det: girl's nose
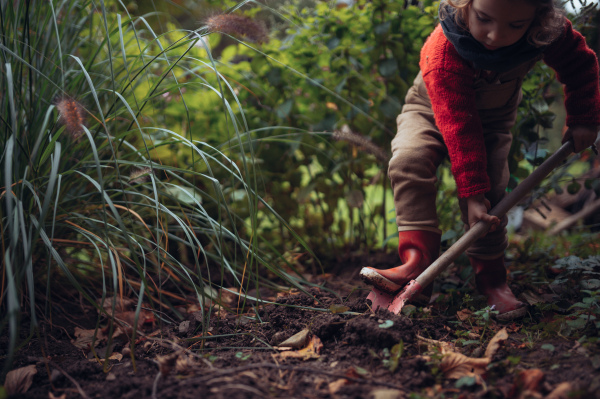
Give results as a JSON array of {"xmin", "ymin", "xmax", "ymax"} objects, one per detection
[{"xmin": 487, "ymin": 29, "xmax": 499, "ymax": 42}]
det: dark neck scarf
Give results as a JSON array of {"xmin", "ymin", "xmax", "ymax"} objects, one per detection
[{"xmin": 439, "ymin": 5, "xmax": 545, "ymax": 73}]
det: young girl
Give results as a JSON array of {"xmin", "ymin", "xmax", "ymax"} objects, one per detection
[{"xmin": 361, "ymin": 0, "xmax": 600, "ymax": 320}]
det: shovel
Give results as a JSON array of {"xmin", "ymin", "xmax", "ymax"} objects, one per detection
[{"xmin": 362, "ymin": 140, "xmax": 575, "ymax": 315}]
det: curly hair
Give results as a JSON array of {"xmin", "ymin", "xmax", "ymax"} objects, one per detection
[{"xmin": 439, "ymin": 0, "xmax": 565, "ymax": 47}]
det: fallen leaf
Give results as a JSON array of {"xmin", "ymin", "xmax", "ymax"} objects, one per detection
[
  {"xmin": 521, "ymin": 291, "xmax": 544, "ymax": 305},
  {"xmin": 4, "ymin": 364, "xmax": 37, "ymax": 395},
  {"xmin": 71, "ymin": 327, "xmax": 105, "ymax": 350},
  {"xmin": 175, "ymin": 354, "xmax": 196, "ymax": 374},
  {"xmin": 49, "ymin": 392, "xmax": 67, "ymax": 399},
  {"xmin": 440, "ymin": 352, "xmax": 490, "ymax": 379},
  {"xmin": 546, "ymin": 382, "xmax": 573, "ymax": 399},
  {"xmin": 417, "ymin": 335, "xmax": 456, "ymax": 354},
  {"xmin": 329, "ymin": 304, "xmax": 350, "ymax": 314},
  {"xmin": 108, "ymin": 352, "xmax": 123, "ymax": 361},
  {"xmin": 328, "ymin": 378, "xmax": 349, "ymax": 394},
  {"xmin": 508, "ymin": 369, "xmax": 545, "ymax": 398},
  {"xmin": 155, "ymin": 352, "xmax": 180, "ymax": 375},
  {"xmin": 279, "ymin": 329, "xmax": 310, "ymax": 349},
  {"xmin": 484, "ymin": 327, "xmax": 508, "ymax": 358},
  {"xmin": 279, "ymin": 335, "xmax": 323, "ymax": 360},
  {"xmin": 457, "ymin": 309, "xmax": 472, "ymax": 322},
  {"xmin": 100, "ymin": 297, "xmax": 135, "ymax": 315},
  {"xmin": 370, "ymin": 388, "xmax": 404, "ymax": 399}
]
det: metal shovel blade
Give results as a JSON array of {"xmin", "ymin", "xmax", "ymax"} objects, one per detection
[{"xmin": 367, "ymin": 280, "xmax": 424, "ymax": 314}]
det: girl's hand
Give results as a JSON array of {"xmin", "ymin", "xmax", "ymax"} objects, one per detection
[
  {"xmin": 466, "ymin": 194, "xmax": 500, "ymax": 232},
  {"xmin": 562, "ymin": 125, "xmax": 599, "ymax": 153}
]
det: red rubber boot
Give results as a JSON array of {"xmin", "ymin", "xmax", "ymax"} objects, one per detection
[
  {"xmin": 360, "ymin": 230, "xmax": 440, "ymax": 294},
  {"xmin": 471, "ymin": 256, "xmax": 527, "ymax": 321}
]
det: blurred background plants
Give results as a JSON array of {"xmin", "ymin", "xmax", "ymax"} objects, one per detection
[{"xmin": 1, "ymin": 0, "xmax": 598, "ymax": 377}]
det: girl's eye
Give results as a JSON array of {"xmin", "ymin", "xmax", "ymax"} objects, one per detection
[
  {"xmin": 511, "ymin": 24, "xmax": 526, "ymax": 29},
  {"xmin": 476, "ymin": 14, "xmax": 490, "ymax": 23}
]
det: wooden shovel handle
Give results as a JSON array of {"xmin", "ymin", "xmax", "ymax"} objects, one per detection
[{"xmin": 415, "ymin": 141, "xmax": 574, "ymax": 289}]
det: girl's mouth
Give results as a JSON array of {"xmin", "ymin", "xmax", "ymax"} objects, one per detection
[{"xmin": 483, "ymin": 43, "xmax": 500, "ymax": 51}]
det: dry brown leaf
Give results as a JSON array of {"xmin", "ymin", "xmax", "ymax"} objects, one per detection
[
  {"xmin": 518, "ymin": 369, "xmax": 544, "ymax": 391},
  {"xmin": 509, "ymin": 369, "xmax": 545, "ymax": 398},
  {"xmin": 279, "ymin": 329, "xmax": 310, "ymax": 349},
  {"xmin": 49, "ymin": 392, "xmax": 67, "ymax": 399},
  {"xmin": 484, "ymin": 327, "xmax": 508, "ymax": 358},
  {"xmin": 279, "ymin": 335, "xmax": 323, "ymax": 360},
  {"xmin": 521, "ymin": 291, "xmax": 544, "ymax": 306},
  {"xmin": 4, "ymin": 364, "xmax": 37, "ymax": 395},
  {"xmin": 155, "ymin": 352, "xmax": 180, "ymax": 375},
  {"xmin": 457, "ymin": 309, "xmax": 472, "ymax": 322},
  {"xmin": 546, "ymin": 382, "xmax": 573, "ymax": 399},
  {"xmin": 370, "ymin": 388, "xmax": 404, "ymax": 399},
  {"xmin": 175, "ymin": 354, "xmax": 196, "ymax": 374},
  {"xmin": 440, "ymin": 352, "xmax": 490, "ymax": 379},
  {"xmin": 71, "ymin": 327, "xmax": 105, "ymax": 350},
  {"xmin": 416, "ymin": 335, "xmax": 456, "ymax": 354},
  {"xmin": 108, "ymin": 352, "xmax": 123, "ymax": 361},
  {"xmin": 328, "ymin": 378, "xmax": 350, "ymax": 395},
  {"xmin": 100, "ymin": 297, "xmax": 135, "ymax": 315}
]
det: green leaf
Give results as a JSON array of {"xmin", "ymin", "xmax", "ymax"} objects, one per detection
[
  {"xmin": 379, "ymin": 320, "xmax": 394, "ymax": 329},
  {"xmin": 378, "ymin": 58, "xmax": 398, "ymax": 77},
  {"xmin": 401, "ymin": 305, "xmax": 417, "ymax": 317},
  {"xmin": 276, "ymin": 99, "xmax": 294, "ymax": 119},
  {"xmin": 541, "ymin": 344, "xmax": 555, "ymax": 352},
  {"xmin": 567, "ymin": 181, "xmax": 581, "ymax": 195},
  {"xmin": 374, "ymin": 22, "xmax": 391, "ymax": 35},
  {"xmin": 327, "ymin": 37, "xmax": 341, "ymax": 49},
  {"xmin": 566, "ymin": 318, "xmax": 587, "ymax": 329},
  {"xmin": 266, "ymin": 67, "xmax": 283, "ymax": 86},
  {"xmin": 581, "ymin": 280, "xmax": 600, "ymax": 290},
  {"xmin": 455, "ymin": 376, "xmax": 477, "ymax": 388}
]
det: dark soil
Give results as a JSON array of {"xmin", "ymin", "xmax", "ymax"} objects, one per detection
[{"xmin": 3, "ymin": 251, "xmax": 600, "ymax": 398}]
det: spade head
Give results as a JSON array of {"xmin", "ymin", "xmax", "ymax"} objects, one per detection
[{"xmin": 366, "ymin": 279, "xmax": 424, "ymax": 314}]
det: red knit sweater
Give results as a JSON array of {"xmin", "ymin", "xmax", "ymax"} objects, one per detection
[{"xmin": 420, "ymin": 20, "xmax": 600, "ymax": 198}]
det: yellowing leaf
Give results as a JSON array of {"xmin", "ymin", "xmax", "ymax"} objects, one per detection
[
  {"xmin": 329, "ymin": 304, "xmax": 350, "ymax": 314},
  {"xmin": 328, "ymin": 378, "xmax": 349, "ymax": 394},
  {"xmin": 440, "ymin": 352, "xmax": 490, "ymax": 379},
  {"xmin": 416, "ymin": 335, "xmax": 456, "ymax": 354},
  {"xmin": 546, "ymin": 382, "xmax": 573, "ymax": 399},
  {"xmin": 485, "ymin": 327, "xmax": 508, "ymax": 359},
  {"xmin": 4, "ymin": 365, "xmax": 37, "ymax": 395},
  {"xmin": 279, "ymin": 335, "xmax": 323, "ymax": 360}
]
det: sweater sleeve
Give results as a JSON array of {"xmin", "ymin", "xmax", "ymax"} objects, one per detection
[
  {"xmin": 543, "ymin": 18, "xmax": 600, "ymax": 127},
  {"xmin": 420, "ymin": 28, "xmax": 490, "ymax": 198}
]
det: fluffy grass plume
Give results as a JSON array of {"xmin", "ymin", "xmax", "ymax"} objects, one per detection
[
  {"xmin": 55, "ymin": 97, "xmax": 86, "ymax": 139},
  {"xmin": 205, "ymin": 14, "xmax": 269, "ymax": 43},
  {"xmin": 333, "ymin": 125, "xmax": 390, "ymax": 164}
]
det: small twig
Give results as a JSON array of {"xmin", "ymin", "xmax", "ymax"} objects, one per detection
[
  {"xmin": 49, "ymin": 362, "xmax": 91, "ymax": 399},
  {"xmin": 151, "ymin": 371, "xmax": 162, "ymax": 399},
  {"xmin": 332, "ymin": 125, "xmax": 390, "ymax": 164},
  {"xmin": 192, "ymin": 362, "xmax": 407, "ymax": 391}
]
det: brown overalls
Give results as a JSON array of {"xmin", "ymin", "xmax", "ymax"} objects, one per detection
[{"xmin": 389, "ymin": 57, "xmax": 542, "ymax": 259}]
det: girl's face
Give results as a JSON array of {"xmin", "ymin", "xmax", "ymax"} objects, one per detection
[{"xmin": 467, "ymin": 0, "xmax": 537, "ymax": 50}]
